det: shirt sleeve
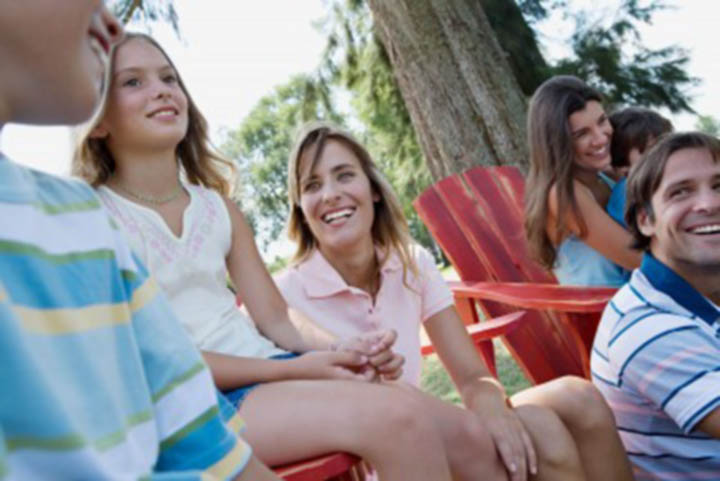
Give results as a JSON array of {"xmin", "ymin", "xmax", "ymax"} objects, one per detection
[
  {"xmin": 610, "ymin": 313, "xmax": 720, "ymax": 434},
  {"xmin": 116, "ymin": 235, "xmax": 252, "ymax": 479},
  {"xmin": 416, "ymin": 246, "xmax": 454, "ymax": 323}
]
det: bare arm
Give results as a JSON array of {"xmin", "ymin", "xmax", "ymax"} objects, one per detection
[
  {"xmin": 697, "ymin": 407, "xmax": 720, "ymax": 438},
  {"xmin": 425, "ymin": 306, "xmax": 537, "ymax": 477},
  {"xmin": 223, "ymin": 197, "xmax": 335, "ymax": 352},
  {"xmin": 549, "ymin": 181, "xmax": 642, "ymax": 270},
  {"xmin": 203, "ymin": 349, "xmax": 370, "ymax": 391}
]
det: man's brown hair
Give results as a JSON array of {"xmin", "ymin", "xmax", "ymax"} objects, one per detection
[{"xmin": 625, "ymin": 131, "xmax": 720, "ymax": 250}]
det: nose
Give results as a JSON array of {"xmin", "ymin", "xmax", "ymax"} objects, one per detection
[
  {"xmin": 695, "ymin": 185, "xmax": 720, "ymax": 213},
  {"xmin": 94, "ymin": 5, "xmax": 124, "ymax": 48},
  {"xmin": 590, "ymin": 126, "xmax": 607, "ymax": 146},
  {"xmin": 320, "ymin": 180, "xmax": 340, "ymax": 203}
]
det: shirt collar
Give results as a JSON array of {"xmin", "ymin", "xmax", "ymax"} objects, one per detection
[
  {"xmin": 640, "ymin": 252, "xmax": 720, "ymax": 326},
  {"xmin": 296, "ymin": 247, "xmax": 402, "ymax": 299}
]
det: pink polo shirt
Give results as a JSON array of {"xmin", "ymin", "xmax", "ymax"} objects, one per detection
[{"xmin": 274, "ymin": 245, "xmax": 453, "ymax": 385}]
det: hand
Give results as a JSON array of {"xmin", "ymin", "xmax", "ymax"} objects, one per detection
[
  {"xmin": 289, "ymin": 351, "xmax": 373, "ymax": 382},
  {"xmin": 471, "ymin": 382, "xmax": 537, "ymax": 481},
  {"xmin": 335, "ymin": 329, "xmax": 404, "ymax": 380}
]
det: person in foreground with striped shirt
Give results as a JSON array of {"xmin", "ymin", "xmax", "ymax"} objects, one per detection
[
  {"xmin": 0, "ymin": 2, "xmax": 277, "ymax": 479},
  {"xmin": 591, "ymin": 131, "xmax": 720, "ymax": 480}
]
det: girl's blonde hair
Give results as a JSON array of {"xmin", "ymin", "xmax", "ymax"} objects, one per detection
[
  {"xmin": 524, "ymin": 75, "xmax": 603, "ymax": 269},
  {"xmin": 287, "ymin": 121, "xmax": 418, "ymax": 278},
  {"xmin": 72, "ymin": 32, "xmax": 235, "ymax": 195}
]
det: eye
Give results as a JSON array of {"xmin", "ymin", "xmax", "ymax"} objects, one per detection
[
  {"xmin": 303, "ymin": 181, "xmax": 320, "ymax": 193},
  {"xmin": 338, "ymin": 171, "xmax": 355, "ymax": 181},
  {"xmin": 122, "ymin": 77, "xmax": 140, "ymax": 87},
  {"xmin": 162, "ymin": 73, "xmax": 178, "ymax": 84},
  {"xmin": 668, "ymin": 186, "xmax": 690, "ymax": 199}
]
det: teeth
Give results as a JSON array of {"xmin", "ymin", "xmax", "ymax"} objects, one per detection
[
  {"xmin": 323, "ymin": 208, "xmax": 354, "ymax": 223},
  {"xmin": 691, "ymin": 224, "xmax": 720, "ymax": 234},
  {"xmin": 150, "ymin": 109, "xmax": 176, "ymax": 118}
]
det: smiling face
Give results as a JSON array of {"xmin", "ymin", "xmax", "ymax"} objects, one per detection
[
  {"xmin": 0, "ymin": 1, "xmax": 122, "ymax": 125},
  {"xmin": 568, "ymin": 100, "xmax": 613, "ymax": 173},
  {"xmin": 298, "ymin": 139, "xmax": 379, "ymax": 255},
  {"xmin": 95, "ymin": 37, "xmax": 188, "ymax": 154},
  {"xmin": 639, "ymin": 147, "xmax": 720, "ymax": 275}
]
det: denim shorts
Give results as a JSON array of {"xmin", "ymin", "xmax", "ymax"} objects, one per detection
[{"xmin": 222, "ymin": 352, "xmax": 299, "ymax": 408}]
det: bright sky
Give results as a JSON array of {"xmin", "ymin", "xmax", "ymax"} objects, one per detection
[{"xmin": 1, "ymin": 0, "xmax": 717, "ymax": 177}]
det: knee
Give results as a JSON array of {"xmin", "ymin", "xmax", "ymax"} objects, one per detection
[
  {"xmin": 374, "ymin": 393, "xmax": 439, "ymax": 443},
  {"xmin": 517, "ymin": 405, "xmax": 579, "ymax": 471},
  {"xmin": 553, "ymin": 376, "xmax": 616, "ymax": 434}
]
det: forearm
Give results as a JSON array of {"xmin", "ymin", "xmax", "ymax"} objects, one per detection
[
  {"xmin": 260, "ymin": 308, "xmax": 337, "ymax": 353},
  {"xmin": 202, "ymin": 351, "xmax": 300, "ymax": 390}
]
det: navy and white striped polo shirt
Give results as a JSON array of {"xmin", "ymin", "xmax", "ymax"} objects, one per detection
[{"xmin": 591, "ymin": 253, "xmax": 720, "ymax": 480}]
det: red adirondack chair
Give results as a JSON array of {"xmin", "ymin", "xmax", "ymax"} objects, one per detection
[{"xmin": 413, "ymin": 166, "xmax": 617, "ymax": 384}]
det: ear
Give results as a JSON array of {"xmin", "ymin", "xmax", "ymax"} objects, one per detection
[
  {"xmin": 89, "ymin": 123, "xmax": 109, "ymax": 139},
  {"xmin": 372, "ymin": 189, "xmax": 381, "ymax": 203},
  {"xmin": 636, "ymin": 205, "xmax": 655, "ymax": 238}
]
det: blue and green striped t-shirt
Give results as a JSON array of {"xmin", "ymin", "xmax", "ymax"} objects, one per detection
[{"xmin": 0, "ymin": 155, "xmax": 251, "ymax": 480}]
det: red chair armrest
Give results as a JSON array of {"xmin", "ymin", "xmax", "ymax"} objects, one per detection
[
  {"xmin": 273, "ymin": 452, "xmax": 362, "ymax": 481},
  {"xmin": 449, "ymin": 281, "xmax": 616, "ymax": 313},
  {"xmin": 421, "ymin": 310, "xmax": 526, "ymax": 356}
]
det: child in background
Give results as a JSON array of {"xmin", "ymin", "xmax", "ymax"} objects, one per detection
[
  {"xmin": 0, "ymin": 2, "xmax": 276, "ymax": 480},
  {"xmin": 606, "ymin": 107, "xmax": 673, "ymax": 227},
  {"xmin": 74, "ymin": 32, "xmax": 465, "ymax": 481},
  {"xmin": 275, "ymin": 121, "xmax": 636, "ymax": 481}
]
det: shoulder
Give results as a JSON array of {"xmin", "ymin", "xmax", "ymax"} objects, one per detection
[
  {"xmin": 605, "ymin": 272, "xmax": 700, "ymax": 361},
  {"xmin": 409, "ymin": 243, "xmax": 440, "ymax": 274},
  {"xmin": 33, "ymin": 171, "xmax": 100, "ymax": 209}
]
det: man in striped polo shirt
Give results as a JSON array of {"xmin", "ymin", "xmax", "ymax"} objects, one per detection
[
  {"xmin": 0, "ymin": 2, "xmax": 277, "ymax": 480},
  {"xmin": 591, "ymin": 131, "xmax": 720, "ymax": 480}
]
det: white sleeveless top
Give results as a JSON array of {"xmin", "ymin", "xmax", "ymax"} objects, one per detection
[{"xmin": 97, "ymin": 183, "xmax": 286, "ymax": 359}]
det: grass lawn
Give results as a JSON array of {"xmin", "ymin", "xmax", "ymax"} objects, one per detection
[
  {"xmin": 421, "ymin": 264, "xmax": 532, "ymax": 401},
  {"xmin": 420, "ymin": 340, "xmax": 531, "ymax": 402}
]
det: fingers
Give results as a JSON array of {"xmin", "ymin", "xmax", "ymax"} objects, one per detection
[
  {"xmin": 379, "ymin": 354, "xmax": 404, "ymax": 380},
  {"xmin": 329, "ymin": 349, "xmax": 367, "ymax": 367},
  {"xmin": 520, "ymin": 426, "xmax": 537, "ymax": 476},
  {"xmin": 490, "ymin": 422, "xmax": 527, "ymax": 481}
]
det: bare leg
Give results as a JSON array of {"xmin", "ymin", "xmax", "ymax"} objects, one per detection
[
  {"xmin": 391, "ymin": 382, "xmax": 507, "ymax": 481},
  {"xmin": 238, "ymin": 379, "xmax": 452, "ymax": 481},
  {"xmin": 514, "ymin": 405, "xmax": 586, "ymax": 481},
  {"xmin": 234, "ymin": 455, "xmax": 281, "ymax": 481},
  {"xmin": 512, "ymin": 377, "xmax": 633, "ymax": 481}
]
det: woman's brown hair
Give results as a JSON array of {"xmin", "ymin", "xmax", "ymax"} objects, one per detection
[
  {"xmin": 287, "ymin": 121, "xmax": 418, "ymax": 279},
  {"xmin": 72, "ymin": 32, "xmax": 235, "ymax": 195},
  {"xmin": 524, "ymin": 75, "xmax": 603, "ymax": 269}
]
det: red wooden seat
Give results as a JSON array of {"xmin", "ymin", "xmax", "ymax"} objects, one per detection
[
  {"xmin": 414, "ymin": 166, "xmax": 616, "ymax": 384},
  {"xmin": 273, "ymin": 452, "xmax": 363, "ymax": 481}
]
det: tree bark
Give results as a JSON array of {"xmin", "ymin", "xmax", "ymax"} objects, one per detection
[{"xmin": 367, "ymin": 0, "xmax": 529, "ymax": 180}]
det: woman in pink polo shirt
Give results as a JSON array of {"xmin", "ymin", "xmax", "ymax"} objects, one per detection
[{"xmin": 275, "ymin": 122, "xmax": 634, "ymax": 481}]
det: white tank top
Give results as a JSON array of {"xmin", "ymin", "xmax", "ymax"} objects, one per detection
[{"xmin": 97, "ymin": 183, "xmax": 286, "ymax": 359}]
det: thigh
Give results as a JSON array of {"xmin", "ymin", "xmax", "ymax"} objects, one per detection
[{"xmin": 238, "ymin": 379, "xmax": 413, "ymax": 466}]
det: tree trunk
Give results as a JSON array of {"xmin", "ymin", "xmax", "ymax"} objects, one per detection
[{"xmin": 367, "ymin": 0, "xmax": 529, "ymax": 180}]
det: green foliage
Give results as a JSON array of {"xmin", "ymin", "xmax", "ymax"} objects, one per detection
[
  {"xmin": 695, "ymin": 115, "xmax": 720, "ymax": 137},
  {"xmin": 109, "ymin": 0, "xmax": 179, "ymax": 32},
  {"xmin": 220, "ymin": 75, "xmax": 342, "ymax": 248},
  {"xmin": 550, "ymin": 1, "xmax": 696, "ymax": 112}
]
